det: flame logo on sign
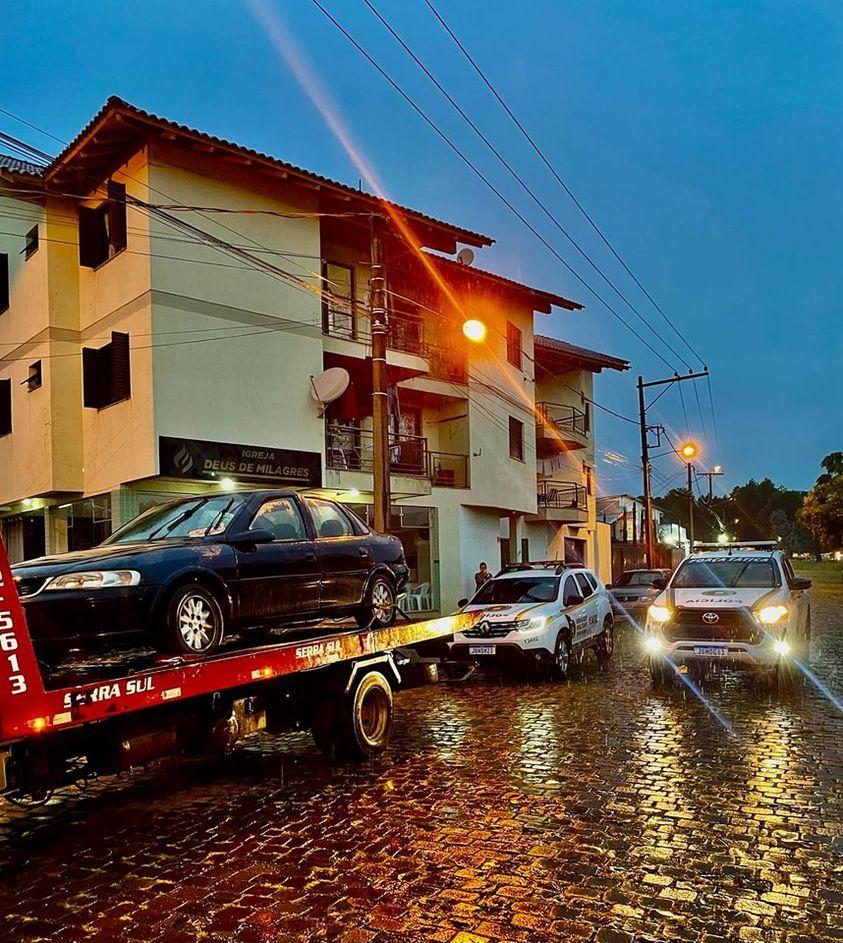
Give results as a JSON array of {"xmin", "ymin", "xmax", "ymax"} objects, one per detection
[{"xmin": 173, "ymin": 443, "xmax": 193, "ymax": 475}]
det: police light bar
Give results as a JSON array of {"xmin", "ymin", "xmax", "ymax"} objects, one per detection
[{"xmin": 692, "ymin": 540, "xmax": 779, "ymax": 549}]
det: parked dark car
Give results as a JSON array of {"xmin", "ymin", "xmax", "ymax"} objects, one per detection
[
  {"xmin": 606, "ymin": 568, "xmax": 670, "ymax": 621},
  {"xmin": 12, "ymin": 490, "xmax": 408, "ymax": 659}
]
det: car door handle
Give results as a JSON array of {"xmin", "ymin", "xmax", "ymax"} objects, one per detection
[
  {"xmin": 358, "ymin": 548, "xmax": 371, "ymax": 558},
  {"xmin": 304, "ymin": 552, "xmax": 317, "ymax": 562}
]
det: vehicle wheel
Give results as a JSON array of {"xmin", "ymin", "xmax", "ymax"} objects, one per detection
[
  {"xmin": 550, "ymin": 630, "xmax": 572, "ymax": 680},
  {"xmin": 311, "ymin": 669, "xmax": 394, "ymax": 761},
  {"xmin": 595, "ymin": 616, "xmax": 614, "ymax": 665},
  {"xmin": 163, "ymin": 583, "xmax": 225, "ymax": 655},
  {"xmin": 355, "ymin": 575, "xmax": 396, "ymax": 629}
]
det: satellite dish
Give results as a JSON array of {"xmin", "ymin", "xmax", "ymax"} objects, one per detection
[
  {"xmin": 310, "ymin": 367, "xmax": 350, "ymax": 414},
  {"xmin": 456, "ymin": 247, "xmax": 475, "ymax": 266}
]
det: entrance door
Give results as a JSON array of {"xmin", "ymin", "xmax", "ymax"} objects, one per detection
[
  {"xmin": 233, "ymin": 496, "xmax": 321, "ymax": 621},
  {"xmin": 303, "ymin": 497, "xmax": 372, "ymax": 608}
]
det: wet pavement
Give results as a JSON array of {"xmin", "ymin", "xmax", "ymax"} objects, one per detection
[{"xmin": 0, "ymin": 582, "xmax": 841, "ymax": 943}]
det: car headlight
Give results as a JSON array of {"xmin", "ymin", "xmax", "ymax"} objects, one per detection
[
  {"xmin": 45, "ymin": 570, "xmax": 141, "ymax": 591},
  {"xmin": 644, "ymin": 635, "xmax": 663, "ymax": 652},
  {"xmin": 648, "ymin": 604, "xmax": 671, "ymax": 623},
  {"xmin": 755, "ymin": 604, "xmax": 789, "ymax": 625},
  {"xmin": 773, "ymin": 639, "xmax": 790, "ymax": 657},
  {"xmin": 514, "ymin": 616, "xmax": 547, "ymax": 632}
]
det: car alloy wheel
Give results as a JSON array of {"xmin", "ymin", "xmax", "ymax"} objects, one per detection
[
  {"xmin": 371, "ymin": 579, "xmax": 395, "ymax": 622},
  {"xmin": 177, "ymin": 594, "xmax": 216, "ymax": 651},
  {"xmin": 165, "ymin": 583, "xmax": 225, "ymax": 655},
  {"xmin": 552, "ymin": 631, "xmax": 571, "ymax": 680}
]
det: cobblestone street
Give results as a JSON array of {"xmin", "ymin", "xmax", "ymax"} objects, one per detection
[{"xmin": 0, "ymin": 581, "xmax": 841, "ymax": 943}]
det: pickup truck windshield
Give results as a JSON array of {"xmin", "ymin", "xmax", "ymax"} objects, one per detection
[
  {"xmin": 672, "ymin": 557, "xmax": 780, "ymax": 589},
  {"xmin": 104, "ymin": 495, "xmax": 250, "ymax": 544},
  {"xmin": 472, "ymin": 576, "xmax": 559, "ymax": 604}
]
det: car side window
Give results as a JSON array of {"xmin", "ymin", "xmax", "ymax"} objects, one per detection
[
  {"xmin": 305, "ymin": 498, "xmax": 354, "ymax": 539},
  {"xmin": 584, "ymin": 571, "xmax": 598, "ymax": 592},
  {"xmin": 250, "ymin": 498, "xmax": 307, "ymax": 541},
  {"xmin": 575, "ymin": 572, "xmax": 593, "ymax": 598},
  {"xmin": 562, "ymin": 575, "xmax": 579, "ymax": 606},
  {"xmin": 782, "ymin": 557, "xmax": 795, "ymax": 584}
]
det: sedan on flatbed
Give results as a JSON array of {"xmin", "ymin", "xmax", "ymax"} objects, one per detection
[{"xmin": 12, "ymin": 490, "xmax": 408, "ymax": 659}]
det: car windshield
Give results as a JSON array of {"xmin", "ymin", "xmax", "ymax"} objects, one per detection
[
  {"xmin": 616, "ymin": 571, "xmax": 664, "ymax": 587},
  {"xmin": 671, "ymin": 557, "xmax": 780, "ymax": 589},
  {"xmin": 472, "ymin": 576, "xmax": 559, "ymax": 604},
  {"xmin": 103, "ymin": 495, "xmax": 250, "ymax": 544}
]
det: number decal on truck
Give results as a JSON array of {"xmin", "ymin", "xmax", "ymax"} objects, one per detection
[{"xmin": 0, "ymin": 613, "xmax": 27, "ymax": 695}]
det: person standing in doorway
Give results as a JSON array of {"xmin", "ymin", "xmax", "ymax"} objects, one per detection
[{"xmin": 474, "ymin": 561, "xmax": 492, "ymax": 591}]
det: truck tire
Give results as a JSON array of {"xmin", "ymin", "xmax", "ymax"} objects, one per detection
[
  {"xmin": 550, "ymin": 630, "xmax": 572, "ymax": 681},
  {"xmin": 311, "ymin": 669, "xmax": 394, "ymax": 761},
  {"xmin": 355, "ymin": 575, "xmax": 396, "ymax": 629},
  {"xmin": 595, "ymin": 616, "xmax": 614, "ymax": 666},
  {"xmin": 162, "ymin": 583, "xmax": 225, "ymax": 655}
]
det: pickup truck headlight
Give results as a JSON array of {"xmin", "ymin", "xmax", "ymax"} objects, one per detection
[
  {"xmin": 755, "ymin": 604, "xmax": 789, "ymax": 625},
  {"xmin": 45, "ymin": 570, "xmax": 141, "ymax": 591},
  {"xmin": 648, "ymin": 604, "xmax": 671, "ymax": 623},
  {"xmin": 514, "ymin": 616, "xmax": 547, "ymax": 632}
]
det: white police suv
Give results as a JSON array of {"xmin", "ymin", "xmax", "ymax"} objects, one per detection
[
  {"xmin": 643, "ymin": 542, "xmax": 811, "ymax": 685},
  {"xmin": 449, "ymin": 562, "xmax": 614, "ymax": 677}
]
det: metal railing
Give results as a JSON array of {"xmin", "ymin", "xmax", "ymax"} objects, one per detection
[
  {"xmin": 326, "ymin": 425, "xmax": 428, "ymax": 477},
  {"xmin": 428, "ymin": 451, "xmax": 469, "ymax": 488},
  {"xmin": 536, "ymin": 402, "xmax": 588, "ymax": 438},
  {"xmin": 537, "ymin": 480, "xmax": 588, "ymax": 512}
]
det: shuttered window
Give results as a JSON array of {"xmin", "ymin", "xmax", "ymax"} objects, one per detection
[
  {"xmin": 506, "ymin": 321, "xmax": 522, "ymax": 368},
  {"xmin": 79, "ymin": 181, "xmax": 127, "ymax": 268},
  {"xmin": 508, "ymin": 416, "xmax": 524, "ymax": 461},
  {"xmin": 0, "ymin": 379, "xmax": 11, "ymax": 436},
  {"xmin": 82, "ymin": 331, "xmax": 131, "ymax": 409}
]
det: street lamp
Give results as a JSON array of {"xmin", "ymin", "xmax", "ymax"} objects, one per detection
[
  {"xmin": 679, "ymin": 441, "xmax": 698, "ymax": 459},
  {"xmin": 678, "ymin": 441, "xmax": 699, "ymax": 548},
  {"xmin": 462, "ymin": 319, "xmax": 487, "ymax": 343}
]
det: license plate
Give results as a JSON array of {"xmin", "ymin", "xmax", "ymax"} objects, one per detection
[
  {"xmin": 694, "ymin": 646, "xmax": 728, "ymax": 657},
  {"xmin": 468, "ymin": 646, "xmax": 495, "ymax": 655}
]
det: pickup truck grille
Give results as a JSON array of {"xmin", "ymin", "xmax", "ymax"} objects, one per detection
[
  {"xmin": 13, "ymin": 576, "xmax": 47, "ymax": 598},
  {"xmin": 462, "ymin": 622, "xmax": 517, "ymax": 638},
  {"xmin": 665, "ymin": 608, "xmax": 763, "ymax": 644}
]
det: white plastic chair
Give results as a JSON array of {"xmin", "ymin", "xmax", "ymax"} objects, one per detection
[{"xmin": 407, "ymin": 582, "xmax": 431, "ymax": 611}]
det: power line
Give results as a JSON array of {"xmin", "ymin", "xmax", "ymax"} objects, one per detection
[
  {"xmin": 422, "ymin": 0, "xmax": 707, "ymax": 370},
  {"xmin": 360, "ymin": 0, "xmax": 692, "ymax": 372},
  {"xmin": 307, "ymin": 0, "xmax": 680, "ymax": 372}
]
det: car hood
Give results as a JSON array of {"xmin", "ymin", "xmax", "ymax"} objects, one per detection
[
  {"xmin": 461, "ymin": 602, "xmax": 549, "ymax": 622},
  {"xmin": 11, "ymin": 539, "xmax": 214, "ymax": 578},
  {"xmin": 660, "ymin": 587, "xmax": 782, "ymax": 609}
]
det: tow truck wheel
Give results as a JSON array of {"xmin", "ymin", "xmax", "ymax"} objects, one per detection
[
  {"xmin": 311, "ymin": 669, "xmax": 394, "ymax": 761},
  {"xmin": 163, "ymin": 583, "xmax": 225, "ymax": 655},
  {"xmin": 550, "ymin": 631, "xmax": 572, "ymax": 681},
  {"xmin": 355, "ymin": 576, "xmax": 396, "ymax": 630},
  {"xmin": 595, "ymin": 617, "xmax": 614, "ymax": 665}
]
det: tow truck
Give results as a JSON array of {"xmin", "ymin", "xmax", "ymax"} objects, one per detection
[{"xmin": 0, "ymin": 537, "xmax": 476, "ymax": 803}]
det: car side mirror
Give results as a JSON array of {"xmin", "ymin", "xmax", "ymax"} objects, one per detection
[
  {"xmin": 789, "ymin": 577, "xmax": 812, "ymax": 590},
  {"xmin": 228, "ymin": 528, "xmax": 275, "ymax": 548},
  {"xmin": 653, "ymin": 577, "xmax": 667, "ymax": 590},
  {"xmin": 457, "ymin": 597, "xmax": 469, "ymax": 608},
  {"xmin": 564, "ymin": 592, "xmax": 584, "ymax": 608}
]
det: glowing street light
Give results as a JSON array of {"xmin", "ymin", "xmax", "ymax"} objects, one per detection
[
  {"xmin": 679, "ymin": 441, "xmax": 698, "ymax": 459},
  {"xmin": 462, "ymin": 319, "xmax": 487, "ymax": 343}
]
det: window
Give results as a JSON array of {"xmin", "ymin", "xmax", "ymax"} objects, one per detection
[
  {"xmin": 0, "ymin": 379, "xmax": 10, "ymax": 436},
  {"xmin": 473, "ymin": 575, "xmax": 558, "ymax": 605},
  {"xmin": 508, "ymin": 416, "xmax": 524, "ymax": 461},
  {"xmin": 83, "ymin": 331, "xmax": 131, "ymax": 409},
  {"xmin": 506, "ymin": 321, "xmax": 522, "ymax": 368},
  {"xmin": 105, "ymin": 494, "xmax": 251, "ymax": 543},
  {"xmin": 24, "ymin": 226, "xmax": 38, "ymax": 259},
  {"xmin": 583, "ymin": 462, "xmax": 593, "ymax": 495},
  {"xmin": 562, "ymin": 575, "xmax": 580, "ymax": 606},
  {"xmin": 78, "ymin": 181, "xmax": 127, "ymax": 268},
  {"xmin": 0, "ymin": 253, "xmax": 8, "ymax": 313},
  {"xmin": 585, "ymin": 571, "xmax": 598, "ymax": 592},
  {"xmin": 251, "ymin": 498, "xmax": 307, "ymax": 541},
  {"xmin": 305, "ymin": 497, "xmax": 354, "ymax": 538},
  {"xmin": 26, "ymin": 361, "xmax": 42, "ymax": 392},
  {"xmin": 672, "ymin": 558, "xmax": 780, "ymax": 589},
  {"xmin": 322, "ymin": 261, "xmax": 355, "ymax": 339},
  {"xmin": 575, "ymin": 572, "xmax": 593, "ymax": 598}
]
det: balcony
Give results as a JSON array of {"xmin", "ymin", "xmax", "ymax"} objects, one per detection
[
  {"xmin": 535, "ymin": 481, "xmax": 589, "ymax": 523},
  {"xmin": 326, "ymin": 426, "xmax": 468, "ymax": 487},
  {"xmin": 535, "ymin": 402, "xmax": 588, "ymax": 457}
]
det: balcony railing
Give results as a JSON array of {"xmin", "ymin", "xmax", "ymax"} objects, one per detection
[
  {"xmin": 326, "ymin": 426, "xmax": 469, "ymax": 487},
  {"xmin": 535, "ymin": 402, "xmax": 588, "ymax": 455},
  {"xmin": 537, "ymin": 480, "xmax": 588, "ymax": 514}
]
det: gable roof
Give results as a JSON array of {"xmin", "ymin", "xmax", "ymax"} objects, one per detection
[
  {"xmin": 534, "ymin": 334, "xmax": 629, "ymax": 372},
  {"xmin": 0, "ymin": 152, "xmax": 44, "ymax": 177},
  {"xmin": 43, "ymin": 97, "xmax": 493, "ymax": 254}
]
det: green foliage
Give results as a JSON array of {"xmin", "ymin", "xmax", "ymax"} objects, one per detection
[{"xmin": 799, "ymin": 452, "xmax": 843, "ymax": 552}]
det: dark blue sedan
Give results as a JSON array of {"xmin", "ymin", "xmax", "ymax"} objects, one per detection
[{"xmin": 12, "ymin": 490, "xmax": 408, "ymax": 658}]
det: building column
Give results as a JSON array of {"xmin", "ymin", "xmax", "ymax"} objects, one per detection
[
  {"xmin": 44, "ymin": 506, "xmax": 69, "ymax": 555},
  {"xmin": 508, "ymin": 513, "xmax": 525, "ymax": 563}
]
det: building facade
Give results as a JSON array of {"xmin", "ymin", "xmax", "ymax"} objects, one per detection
[
  {"xmin": 0, "ymin": 98, "xmax": 626, "ymax": 610},
  {"xmin": 597, "ymin": 493, "xmax": 687, "ymax": 577}
]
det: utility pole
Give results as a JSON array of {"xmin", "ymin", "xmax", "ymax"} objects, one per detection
[
  {"xmin": 687, "ymin": 461, "xmax": 695, "ymax": 548},
  {"xmin": 638, "ymin": 369, "xmax": 710, "ymax": 567},
  {"xmin": 370, "ymin": 217, "xmax": 390, "ymax": 534}
]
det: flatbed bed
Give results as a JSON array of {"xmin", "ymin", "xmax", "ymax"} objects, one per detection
[{"xmin": 0, "ymin": 538, "xmax": 475, "ymax": 801}]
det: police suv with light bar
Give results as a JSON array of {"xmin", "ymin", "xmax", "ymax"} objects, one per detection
[{"xmin": 643, "ymin": 542, "xmax": 811, "ymax": 685}]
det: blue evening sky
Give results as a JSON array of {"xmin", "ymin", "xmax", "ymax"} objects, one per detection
[{"xmin": 2, "ymin": 0, "xmax": 841, "ymax": 495}]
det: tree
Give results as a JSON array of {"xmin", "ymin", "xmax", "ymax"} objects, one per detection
[{"xmin": 799, "ymin": 452, "xmax": 843, "ymax": 554}]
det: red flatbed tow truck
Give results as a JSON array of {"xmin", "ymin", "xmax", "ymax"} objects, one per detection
[{"xmin": 0, "ymin": 537, "xmax": 475, "ymax": 802}]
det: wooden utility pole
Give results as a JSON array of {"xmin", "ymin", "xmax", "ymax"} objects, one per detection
[
  {"xmin": 687, "ymin": 461, "xmax": 695, "ymax": 549},
  {"xmin": 370, "ymin": 218, "xmax": 390, "ymax": 534}
]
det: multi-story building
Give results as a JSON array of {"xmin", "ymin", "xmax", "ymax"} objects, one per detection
[
  {"xmin": 0, "ymin": 97, "xmax": 626, "ymax": 609},
  {"xmin": 597, "ymin": 493, "xmax": 687, "ymax": 576}
]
